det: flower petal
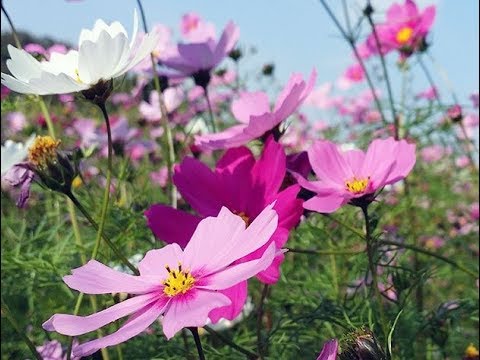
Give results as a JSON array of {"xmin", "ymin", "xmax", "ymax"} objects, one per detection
[
  {"xmin": 63, "ymin": 260, "xmax": 158, "ymax": 294},
  {"xmin": 162, "ymin": 290, "xmax": 230, "ymax": 339},
  {"xmin": 208, "ymin": 282, "xmax": 247, "ymax": 323},
  {"xmin": 145, "ymin": 205, "xmax": 202, "ymax": 248},
  {"xmin": 73, "ymin": 301, "xmax": 166, "ymax": 357}
]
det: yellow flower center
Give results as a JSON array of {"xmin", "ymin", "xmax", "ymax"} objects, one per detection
[
  {"xmin": 396, "ymin": 26, "xmax": 413, "ymax": 45},
  {"xmin": 233, "ymin": 210, "xmax": 250, "ymax": 227},
  {"xmin": 465, "ymin": 344, "xmax": 479, "ymax": 357},
  {"xmin": 74, "ymin": 68, "xmax": 83, "ymax": 84},
  {"xmin": 162, "ymin": 264, "xmax": 195, "ymax": 297},
  {"xmin": 28, "ymin": 136, "xmax": 61, "ymax": 168},
  {"xmin": 345, "ymin": 177, "xmax": 370, "ymax": 194}
]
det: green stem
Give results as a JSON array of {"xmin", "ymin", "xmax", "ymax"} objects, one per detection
[
  {"xmin": 38, "ymin": 98, "xmax": 57, "ymax": 139},
  {"xmin": 136, "ymin": 0, "xmax": 177, "ymax": 208},
  {"xmin": 365, "ymin": 1, "xmax": 398, "ymax": 139},
  {"xmin": 287, "ymin": 247, "xmax": 364, "ymax": 256},
  {"xmin": 256, "ymin": 284, "xmax": 269, "ymax": 359},
  {"xmin": 66, "ymin": 191, "xmax": 139, "ymax": 275},
  {"xmin": 204, "ymin": 326, "xmax": 258, "ymax": 359},
  {"xmin": 379, "ymin": 240, "xmax": 478, "ymax": 278},
  {"xmin": 90, "ymin": 101, "xmax": 113, "ymax": 261},
  {"xmin": 189, "ymin": 327, "xmax": 206, "ymax": 360},
  {"xmin": 361, "ymin": 205, "xmax": 389, "ymax": 342},
  {"xmin": 319, "ymin": 0, "xmax": 387, "ymax": 125},
  {"xmin": 1, "ymin": 298, "xmax": 42, "ymax": 360},
  {"xmin": 323, "ymin": 214, "xmax": 366, "ymax": 240},
  {"xmin": 204, "ymin": 86, "xmax": 218, "ymax": 133}
]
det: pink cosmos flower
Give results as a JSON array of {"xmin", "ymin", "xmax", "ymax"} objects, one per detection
[
  {"xmin": 415, "ymin": 86, "xmax": 438, "ymax": 101},
  {"xmin": 195, "ymin": 69, "xmax": 316, "ymax": 150},
  {"xmin": 304, "ymin": 82, "xmax": 334, "ymax": 109},
  {"xmin": 366, "ymin": 0, "xmax": 436, "ymax": 56},
  {"xmin": 139, "ymin": 87, "xmax": 184, "ymax": 123},
  {"xmin": 160, "ymin": 20, "xmax": 239, "ymax": 82},
  {"xmin": 145, "ymin": 136, "xmax": 303, "ymax": 321},
  {"xmin": 337, "ymin": 63, "xmax": 364, "ymax": 90},
  {"xmin": 293, "ymin": 137, "xmax": 416, "ymax": 213},
  {"xmin": 35, "ymin": 339, "xmax": 79, "ymax": 360},
  {"xmin": 420, "ymin": 144, "xmax": 451, "ymax": 163},
  {"xmin": 43, "ymin": 205, "xmax": 278, "ymax": 357},
  {"xmin": 316, "ymin": 339, "xmax": 338, "ymax": 360},
  {"xmin": 180, "ymin": 12, "xmax": 216, "ymax": 43},
  {"xmin": 6, "ymin": 111, "xmax": 27, "ymax": 134}
]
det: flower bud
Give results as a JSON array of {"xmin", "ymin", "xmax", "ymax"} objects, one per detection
[{"xmin": 339, "ymin": 328, "xmax": 387, "ymax": 360}]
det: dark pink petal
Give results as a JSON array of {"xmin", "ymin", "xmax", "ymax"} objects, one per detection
[
  {"xmin": 145, "ymin": 205, "xmax": 202, "ymax": 248},
  {"xmin": 274, "ymin": 185, "xmax": 303, "ymax": 230},
  {"xmin": 173, "ymin": 157, "xmax": 225, "ymax": 216},
  {"xmin": 216, "ymin": 146, "xmax": 254, "ymax": 171},
  {"xmin": 63, "ymin": 260, "xmax": 158, "ymax": 294},
  {"xmin": 199, "ymin": 243, "xmax": 276, "ymax": 290},
  {"xmin": 256, "ymin": 251, "xmax": 285, "ymax": 284},
  {"xmin": 138, "ymin": 243, "xmax": 184, "ymax": 278},
  {"xmin": 162, "ymin": 290, "xmax": 230, "ymax": 339},
  {"xmin": 316, "ymin": 339, "xmax": 338, "ymax": 360},
  {"xmin": 208, "ymin": 282, "xmax": 247, "ymax": 323},
  {"xmin": 251, "ymin": 136, "xmax": 286, "ymax": 199},
  {"xmin": 73, "ymin": 301, "xmax": 166, "ymax": 357},
  {"xmin": 231, "ymin": 91, "xmax": 270, "ymax": 123},
  {"xmin": 43, "ymin": 294, "xmax": 158, "ymax": 336},
  {"xmin": 418, "ymin": 6, "xmax": 436, "ymax": 34}
]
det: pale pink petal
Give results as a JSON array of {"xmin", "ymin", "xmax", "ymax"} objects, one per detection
[
  {"xmin": 43, "ymin": 294, "xmax": 158, "ymax": 336},
  {"xmin": 194, "ymin": 124, "xmax": 252, "ymax": 150},
  {"xmin": 63, "ymin": 260, "xmax": 158, "ymax": 294},
  {"xmin": 199, "ymin": 243, "xmax": 276, "ymax": 290},
  {"xmin": 303, "ymin": 194, "xmax": 348, "ymax": 213},
  {"xmin": 162, "ymin": 290, "xmax": 230, "ymax": 339},
  {"xmin": 308, "ymin": 141, "xmax": 353, "ymax": 185},
  {"xmin": 231, "ymin": 91, "xmax": 270, "ymax": 123},
  {"xmin": 138, "ymin": 243, "xmax": 184, "ymax": 278},
  {"xmin": 73, "ymin": 301, "xmax": 166, "ymax": 357}
]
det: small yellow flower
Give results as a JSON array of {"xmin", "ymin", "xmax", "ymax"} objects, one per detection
[
  {"xmin": 465, "ymin": 344, "xmax": 479, "ymax": 358},
  {"xmin": 72, "ymin": 176, "xmax": 83, "ymax": 189}
]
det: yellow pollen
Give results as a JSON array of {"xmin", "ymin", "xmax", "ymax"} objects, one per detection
[
  {"xmin": 345, "ymin": 177, "xmax": 370, "ymax": 194},
  {"xmin": 465, "ymin": 344, "xmax": 479, "ymax": 357},
  {"xmin": 162, "ymin": 263, "xmax": 195, "ymax": 297},
  {"xmin": 396, "ymin": 26, "xmax": 413, "ymax": 45},
  {"xmin": 72, "ymin": 176, "xmax": 83, "ymax": 189},
  {"xmin": 233, "ymin": 211, "xmax": 250, "ymax": 227},
  {"xmin": 74, "ymin": 68, "xmax": 83, "ymax": 83},
  {"xmin": 28, "ymin": 136, "xmax": 61, "ymax": 168}
]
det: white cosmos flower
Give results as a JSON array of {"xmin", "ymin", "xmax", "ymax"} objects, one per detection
[
  {"xmin": 1, "ymin": 134, "xmax": 36, "ymax": 176},
  {"xmin": 1, "ymin": 10, "xmax": 160, "ymax": 95}
]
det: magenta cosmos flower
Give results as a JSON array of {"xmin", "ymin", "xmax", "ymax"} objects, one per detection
[
  {"xmin": 366, "ymin": 0, "xmax": 436, "ymax": 56},
  {"xmin": 146, "ymin": 136, "xmax": 303, "ymax": 321},
  {"xmin": 43, "ymin": 205, "xmax": 278, "ymax": 357},
  {"xmin": 195, "ymin": 69, "xmax": 316, "ymax": 150},
  {"xmin": 293, "ymin": 137, "xmax": 416, "ymax": 213},
  {"xmin": 317, "ymin": 339, "xmax": 338, "ymax": 360}
]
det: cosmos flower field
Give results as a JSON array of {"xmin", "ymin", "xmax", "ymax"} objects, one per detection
[{"xmin": 0, "ymin": 1, "xmax": 478, "ymax": 359}]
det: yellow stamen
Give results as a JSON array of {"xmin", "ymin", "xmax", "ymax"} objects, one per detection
[
  {"xmin": 28, "ymin": 136, "xmax": 61, "ymax": 168},
  {"xmin": 74, "ymin": 68, "xmax": 83, "ymax": 84},
  {"xmin": 345, "ymin": 177, "xmax": 370, "ymax": 194},
  {"xmin": 396, "ymin": 26, "xmax": 413, "ymax": 45},
  {"xmin": 465, "ymin": 344, "xmax": 479, "ymax": 357},
  {"xmin": 162, "ymin": 263, "xmax": 195, "ymax": 297},
  {"xmin": 233, "ymin": 210, "xmax": 250, "ymax": 227}
]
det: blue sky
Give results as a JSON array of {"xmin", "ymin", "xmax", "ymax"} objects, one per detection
[{"xmin": 1, "ymin": 0, "xmax": 478, "ymax": 103}]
